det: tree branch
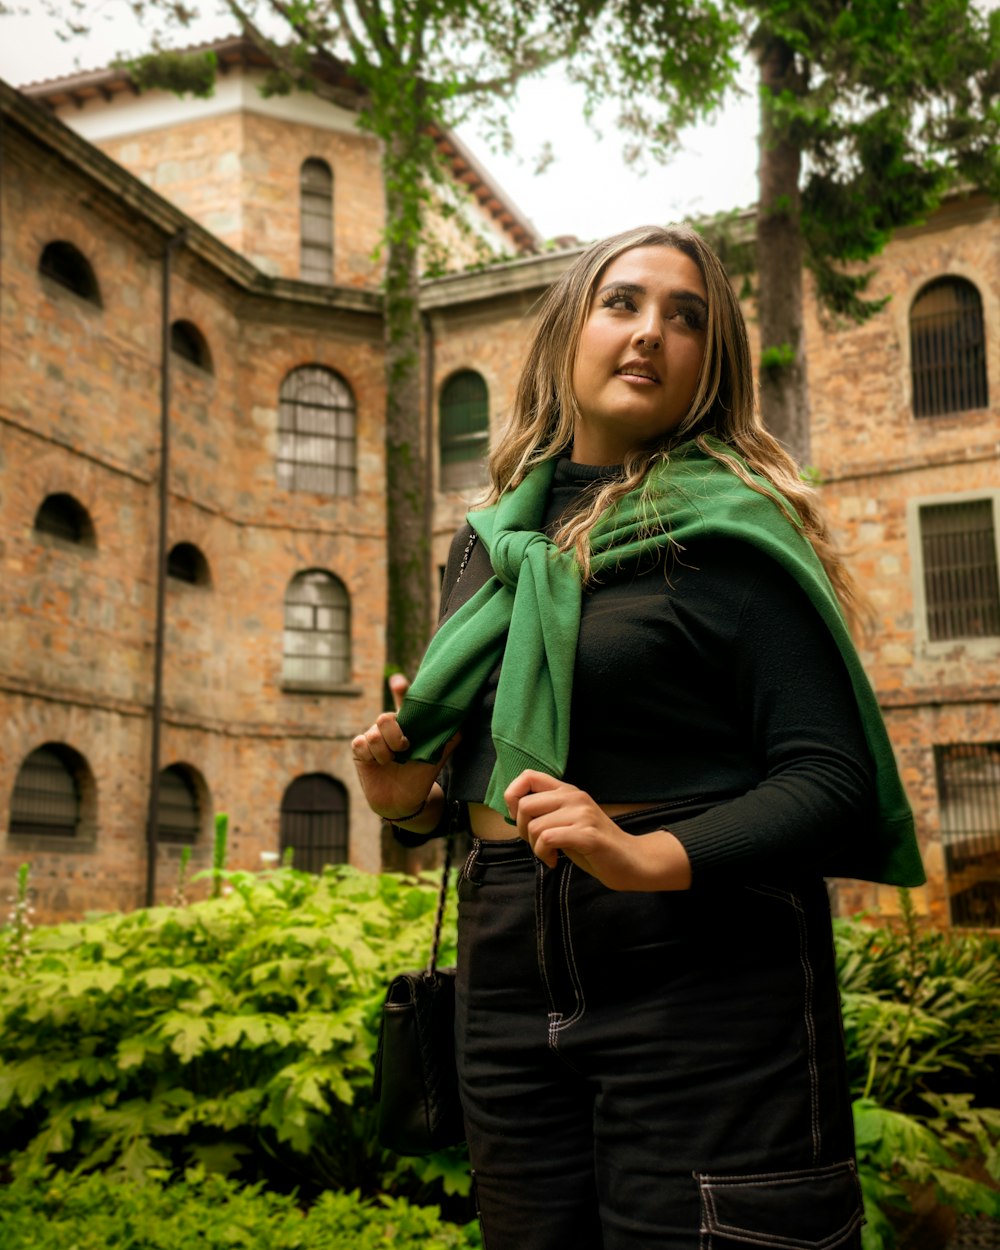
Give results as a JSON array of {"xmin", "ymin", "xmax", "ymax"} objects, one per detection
[
  {"xmin": 447, "ymin": 47, "xmax": 563, "ymax": 98},
  {"xmin": 220, "ymin": 0, "xmax": 344, "ymax": 101},
  {"xmin": 348, "ymin": 0, "xmax": 394, "ymax": 59}
]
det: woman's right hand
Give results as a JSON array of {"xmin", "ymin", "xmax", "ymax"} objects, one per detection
[{"xmin": 351, "ymin": 674, "xmax": 456, "ymax": 822}]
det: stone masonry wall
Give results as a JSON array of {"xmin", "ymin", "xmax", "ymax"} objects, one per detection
[
  {"xmin": 1, "ymin": 121, "xmax": 389, "ymax": 920},
  {"xmin": 96, "ymin": 104, "xmax": 386, "ymax": 288},
  {"xmin": 98, "ymin": 111, "xmax": 248, "ymax": 259},
  {"xmin": 809, "ymin": 195, "xmax": 999, "ymax": 923},
  {"xmin": 86, "ymin": 77, "xmax": 518, "ymax": 289}
]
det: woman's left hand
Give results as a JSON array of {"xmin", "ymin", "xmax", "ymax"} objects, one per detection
[{"xmin": 504, "ymin": 770, "xmax": 692, "ymax": 892}]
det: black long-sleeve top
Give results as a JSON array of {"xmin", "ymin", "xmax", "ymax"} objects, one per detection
[{"xmin": 438, "ymin": 457, "xmax": 877, "ymax": 884}]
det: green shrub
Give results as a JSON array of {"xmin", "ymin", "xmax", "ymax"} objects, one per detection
[
  {"xmin": 0, "ymin": 1167, "xmax": 482, "ymax": 1249},
  {"xmin": 837, "ymin": 893, "xmax": 1000, "ymax": 1248},
  {"xmin": 0, "ymin": 865, "xmax": 464, "ymax": 1203},
  {"xmin": 2, "ymin": 870, "xmax": 998, "ymax": 1249},
  {"xmin": 854, "ymin": 1095, "xmax": 1000, "ymax": 1250},
  {"xmin": 836, "ymin": 902, "xmax": 1000, "ymax": 1112}
]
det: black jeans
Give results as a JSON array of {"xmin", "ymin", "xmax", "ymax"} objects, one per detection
[{"xmin": 455, "ymin": 810, "xmax": 863, "ymax": 1250}]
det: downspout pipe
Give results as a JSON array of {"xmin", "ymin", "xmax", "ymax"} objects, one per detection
[
  {"xmin": 145, "ymin": 228, "xmax": 188, "ymax": 908},
  {"xmin": 422, "ymin": 308, "xmax": 436, "ymax": 636}
]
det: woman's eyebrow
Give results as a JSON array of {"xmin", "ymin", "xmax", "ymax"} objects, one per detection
[
  {"xmin": 595, "ymin": 280, "xmax": 644, "ymax": 298},
  {"xmin": 673, "ymin": 291, "xmax": 709, "ymax": 314},
  {"xmin": 594, "ymin": 281, "xmax": 708, "ymax": 315}
]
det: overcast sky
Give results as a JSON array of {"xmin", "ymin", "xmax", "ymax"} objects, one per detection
[{"xmin": 0, "ymin": 0, "xmax": 761, "ymax": 242}]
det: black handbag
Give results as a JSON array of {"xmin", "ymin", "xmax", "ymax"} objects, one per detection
[{"xmin": 373, "ymin": 822, "xmax": 465, "ymax": 1154}]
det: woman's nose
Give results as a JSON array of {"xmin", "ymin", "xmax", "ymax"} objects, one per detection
[{"xmin": 634, "ymin": 322, "xmax": 662, "ymax": 350}]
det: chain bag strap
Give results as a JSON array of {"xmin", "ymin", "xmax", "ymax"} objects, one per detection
[
  {"xmin": 372, "ymin": 530, "xmax": 475, "ymax": 1154},
  {"xmin": 373, "ymin": 812, "xmax": 464, "ymax": 1155},
  {"xmin": 426, "ymin": 816, "xmax": 454, "ymax": 975}
]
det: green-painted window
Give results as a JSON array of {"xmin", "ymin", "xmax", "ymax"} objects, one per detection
[{"xmin": 439, "ymin": 370, "xmax": 489, "ymax": 491}]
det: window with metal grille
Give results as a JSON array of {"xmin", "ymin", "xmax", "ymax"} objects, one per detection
[
  {"xmin": 277, "ymin": 366, "xmax": 356, "ymax": 497},
  {"xmin": 280, "ymin": 773, "xmax": 348, "ymax": 872},
  {"xmin": 283, "ymin": 570, "xmax": 351, "ymax": 685},
  {"xmin": 440, "ymin": 370, "xmax": 489, "ymax": 491},
  {"xmin": 910, "ymin": 277, "xmax": 988, "ymax": 418},
  {"xmin": 935, "ymin": 743, "xmax": 1000, "ymax": 928},
  {"xmin": 171, "ymin": 320, "xmax": 213, "ymax": 373},
  {"xmin": 39, "ymin": 240, "xmax": 102, "ymax": 306},
  {"xmin": 300, "ymin": 158, "xmax": 333, "ymax": 283},
  {"xmin": 919, "ymin": 499, "xmax": 1000, "ymax": 641},
  {"xmin": 9, "ymin": 745, "xmax": 82, "ymax": 837},
  {"xmin": 157, "ymin": 765, "xmax": 201, "ymax": 842},
  {"xmin": 167, "ymin": 541, "xmax": 211, "ymax": 586},
  {"xmin": 34, "ymin": 493, "xmax": 95, "ymax": 545}
]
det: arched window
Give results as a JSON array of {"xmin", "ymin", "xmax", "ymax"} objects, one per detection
[
  {"xmin": 910, "ymin": 277, "xmax": 988, "ymax": 418},
  {"xmin": 283, "ymin": 570, "xmax": 350, "ymax": 686},
  {"xmin": 38, "ymin": 241, "xmax": 102, "ymax": 307},
  {"xmin": 300, "ymin": 158, "xmax": 334, "ymax": 283},
  {"xmin": 167, "ymin": 542, "xmax": 211, "ymax": 586},
  {"xmin": 170, "ymin": 320, "xmax": 213, "ymax": 373},
  {"xmin": 9, "ymin": 744, "xmax": 85, "ymax": 837},
  {"xmin": 277, "ymin": 366, "xmax": 356, "ymax": 497},
  {"xmin": 280, "ymin": 773, "xmax": 348, "ymax": 871},
  {"xmin": 157, "ymin": 764, "xmax": 202, "ymax": 843},
  {"xmin": 439, "ymin": 370, "xmax": 489, "ymax": 491},
  {"xmin": 33, "ymin": 493, "xmax": 96, "ymax": 545}
]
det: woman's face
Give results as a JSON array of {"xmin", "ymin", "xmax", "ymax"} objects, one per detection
[{"xmin": 570, "ymin": 245, "xmax": 708, "ymax": 465}]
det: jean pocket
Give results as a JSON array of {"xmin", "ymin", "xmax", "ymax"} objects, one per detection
[{"xmin": 695, "ymin": 1159, "xmax": 863, "ymax": 1250}]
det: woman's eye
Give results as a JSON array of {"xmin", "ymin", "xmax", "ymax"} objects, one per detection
[
  {"xmin": 671, "ymin": 308, "xmax": 703, "ymax": 330},
  {"xmin": 601, "ymin": 290, "xmax": 637, "ymax": 311}
]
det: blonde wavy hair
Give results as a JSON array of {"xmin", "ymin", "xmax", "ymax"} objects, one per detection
[{"xmin": 485, "ymin": 224, "xmax": 861, "ymax": 624}]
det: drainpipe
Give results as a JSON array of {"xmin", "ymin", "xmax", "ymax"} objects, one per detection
[
  {"xmin": 421, "ymin": 309, "xmax": 435, "ymax": 642},
  {"xmin": 145, "ymin": 228, "xmax": 188, "ymax": 907}
]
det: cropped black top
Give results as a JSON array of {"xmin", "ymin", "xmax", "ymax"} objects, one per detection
[{"xmin": 438, "ymin": 458, "xmax": 878, "ymax": 883}]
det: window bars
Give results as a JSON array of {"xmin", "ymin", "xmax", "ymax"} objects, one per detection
[
  {"xmin": 277, "ymin": 366, "xmax": 357, "ymax": 497},
  {"xmin": 280, "ymin": 773, "xmax": 349, "ymax": 872},
  {"xmin": 935, "ymin": 743, "xmax": 1000, "ymax": 928},
  {"xmin": 157, "ymin": 765, "xmax": 200, "ymax": 843},
  {"xmin": 919, "ymin": 499, "xmax": 1000, "ymax": 641},
  {"xmin": 910, "ymin": 277, "xmax": 988, "ymax": 418},
  {"xmin": 9, "ymin": 747, "xmax": 80, "ymax": 837}
]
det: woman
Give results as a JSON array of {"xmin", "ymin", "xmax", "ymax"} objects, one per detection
[{"xmin": 353, "ymin": 225, "xmax": 924, "ymax": 1250}]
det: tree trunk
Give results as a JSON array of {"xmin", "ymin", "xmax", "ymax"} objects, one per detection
[
  {"xmin": 756, "ymin": 35, "xmax": 810, "ymax": 466},
  {"xmin": 383, "ymin": 134, "xmax": 432, "ymax": 681}
]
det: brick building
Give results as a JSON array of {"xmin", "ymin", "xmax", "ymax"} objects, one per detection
[
  {"xmin": 807, "ymin": 193, "xmax": 1000, "ymax": 926},
  {"xmin": 0, "ymin": 47, "xmax": 535, "ymax": 919},
  {"xmin": 1, "ymin": 43, "xmax": 997, "ymax": 927}
]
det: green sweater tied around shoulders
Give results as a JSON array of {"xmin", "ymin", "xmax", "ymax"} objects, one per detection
[{"xmin": 395, "ymin": 437, "xmax": 924, "ymax": 887}]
